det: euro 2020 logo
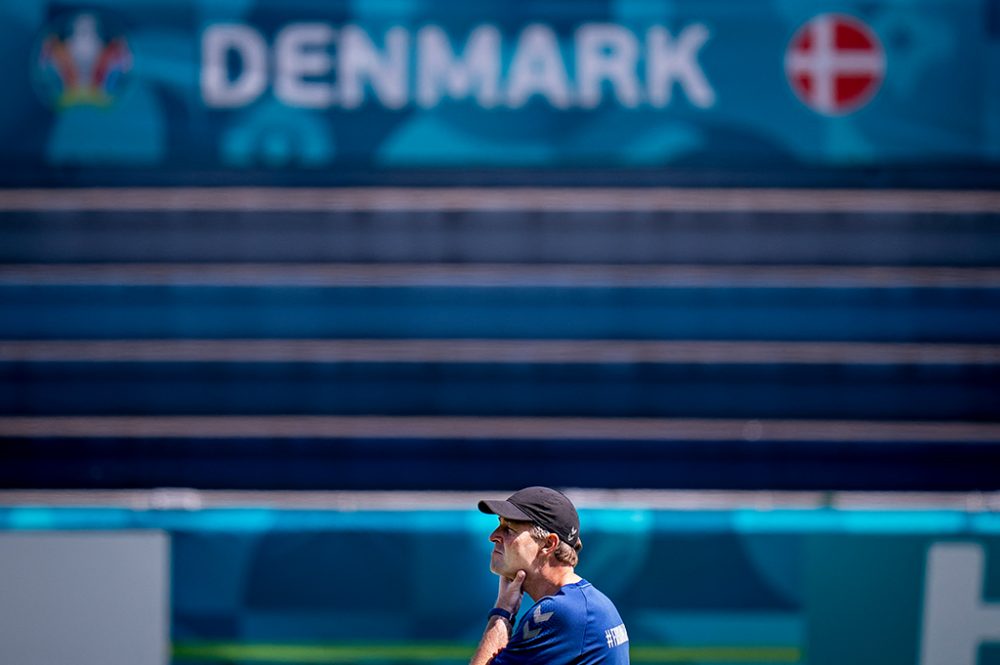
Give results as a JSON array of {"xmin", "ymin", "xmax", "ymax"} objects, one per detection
[{"xmin": 32, "ymin": 11, "xmax": 133, "ymax": 109}]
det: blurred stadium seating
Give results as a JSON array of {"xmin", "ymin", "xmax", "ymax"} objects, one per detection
[{"xmin": 1, "ymin": 187, "xmax": 997, "ymax": 491}]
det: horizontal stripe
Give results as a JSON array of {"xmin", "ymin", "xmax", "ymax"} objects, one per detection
[
  {"xmin": 5, "ymin": 212, "xmax": 997, "ymax": 267},
  {"xmin": 173, "ymin": 643, "xmax": 471, "ymax": 662},
  {"xmin": 1, "ymin": 263, "xmax": 999, "ymax": 288},
  {"xmin": 10, "ymin": 362, "xmax": 992, "ymax": 421},
  {"xmin": 2, "ymin": 489, "xmax": 997, "ymax": 511},
  {"xmin": 631, "ymin": 646, "xmax": 801, "ymax": 662},
  {"xmin": 171, "ymin": 642, "xmax": 800, "ymax": 663},
  {"xmin": 0, "ymin": 489, "xmax": 825, "ymax": 509},
  {"xmin": 2, "ymin": 339, "xmax": 998, "ymax": 365},
  {"xmin": 3, "ymin": 505, "xmax": 999, "ymax": 533},
  {"xmin": 4, "ymin": 287, "xmax": 996, "ymax": 344},
  {"xmin": 1, "ymin": 416, "xmax": 997, "ymax": 441},
  {"xmin": 1, "ymin": 187, "xmax": 998, "ymax": 213}
]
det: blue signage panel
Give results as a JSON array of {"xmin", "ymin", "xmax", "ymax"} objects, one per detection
[
  {"xmin": 0, "ymin": 0, "xmax": 995, "ymax": 181},
  {"xmin": 1, "ymin": 507, "xmax": 999, "ymax": 664}
]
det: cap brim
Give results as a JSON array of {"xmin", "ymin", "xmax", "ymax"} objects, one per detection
[{"xmin": 478, "ymin": 499, "xmax": 533, "ymax": 521}]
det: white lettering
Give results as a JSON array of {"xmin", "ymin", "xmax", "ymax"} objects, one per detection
[
  {"xmin": 576, "ymin": 24, "xmax": 641, "ymax": 108},
  {"xmin": 338, "ymin": 26, "xmax": 408, "ymax": 109},
  {"xmin": 604, "ymin": 624, "xmax": 629, "ymax": 649},
  {"xmin": 274, "ymin": 23, "xmax": 336, "ymax": 108},
  {"xmin": 505, "ymin": 24, "xmax": 571, "ymax": 109},
  {"xmin": 201, "ymin": 25, "xmax": 267, "ymax": 107},
  {"xmin": 920, "ymin": 543, "xmax": 1000, "ymax": 665},
  {"xmin": 646, "ymin": 24, "xmax": 715, "ymax": 108},
  {"xmin": 201, "ymin": 22, "xmax": 716, "ymax": 111},
  {"xmin": 416, "ymin": 25, "xmax": 501, "ymax": 108}
]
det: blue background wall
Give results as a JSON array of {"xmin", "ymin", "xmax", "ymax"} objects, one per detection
[{"xmin": 1, "ymin": 0, "xmax": 998, "ymax": 185}]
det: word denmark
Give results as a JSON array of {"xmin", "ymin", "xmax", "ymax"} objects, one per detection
[{"xmin": 202, "ymin": 23, "xmax": 715, "ymax": 110}]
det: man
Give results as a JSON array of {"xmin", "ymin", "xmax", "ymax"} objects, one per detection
[{"xmin": 471, "ymin": 486, "xmax": 630, "ymax": 665}]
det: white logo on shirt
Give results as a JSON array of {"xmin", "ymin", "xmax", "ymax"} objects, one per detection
[
  {"xmin": 605, "ymin": 623, "xmax": 629, "ymax": 648},
  {"xmin": 523, "ymin": 604, "xmax": 555, "ymax": 639}
]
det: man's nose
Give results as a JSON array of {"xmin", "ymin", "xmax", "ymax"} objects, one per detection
[{"xmin": 489, "ymin": 528, "xmax": 502, "ymax": 544}]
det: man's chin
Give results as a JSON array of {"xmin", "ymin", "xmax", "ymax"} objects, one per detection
[{"xmin": 489, "ymin": 562, "xmax": 511, "ymax": 578}]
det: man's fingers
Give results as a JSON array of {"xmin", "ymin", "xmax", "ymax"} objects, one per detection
[
  {"xmin": 506, "ymin": 571, "xmax": 526, "ymax": 596},
  {"xmin": 503, "ymin": 570, "xmax": 525, "ymax": 587},
  {"xmin": 494, "ymin": 570, "xmax": 527, "ymax": 615}
]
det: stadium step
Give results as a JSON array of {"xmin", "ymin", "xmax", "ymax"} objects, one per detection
[
  {"xmin": 2, "ymin": 423, "xmax": 998, "ymax": 491},
  {"xmin": 1, "ymin": 354, "xmax": 997, "ymax": 421},
  {"xmin": 1, "ymin": 188, "xmax": 997, "ymax": 491},
  {"xmin": 2, "ymin": 207, "xmax": 999, "ymax": 266},
  {"xmin": 2, "ymin": 283, "xmax": 998, "ymax": 342}
]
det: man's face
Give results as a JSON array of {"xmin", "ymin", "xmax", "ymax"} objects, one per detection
[{"xmin": 489, "ymin": 518, "xmax": 541, "ymax": 579}]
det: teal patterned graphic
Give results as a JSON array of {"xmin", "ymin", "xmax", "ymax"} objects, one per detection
[
  {"xmin": 1, "ymin": 507, "xmax": 999, "ymax": 664},
  {"xmin": 0, "ymin": 0, "xmax": 996, "ymax": 180}
]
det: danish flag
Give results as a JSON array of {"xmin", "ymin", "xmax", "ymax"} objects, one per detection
[{"xmin": 785, "ymin": 14, "xmax": 885, "ymax": 116}]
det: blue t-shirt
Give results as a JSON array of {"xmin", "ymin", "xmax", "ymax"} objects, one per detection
[{"xmin": 492, "ymin": 579, "xmax": 629, "ymax": 665}]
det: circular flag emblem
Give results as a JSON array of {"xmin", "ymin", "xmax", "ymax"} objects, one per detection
[
  {"xmin": 785, "ymin": 14, "xmax": 885, "ymax": 116},
  {"xmin": 32, "ymin": 11, "xmax": 133, "ymax": 109}
]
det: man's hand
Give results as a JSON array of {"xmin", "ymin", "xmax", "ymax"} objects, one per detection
[
  {"xmin": 471, "ymin": 570, "xmax": 526, "ymax": 665},
  {"xmin": 496, "ymin": 570, "xmax": 526, "ymax": 615}
]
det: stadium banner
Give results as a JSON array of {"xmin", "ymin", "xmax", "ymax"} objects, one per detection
[
  {"xmin": 0, "ymin": 0, "xmax": 997, "ymax": 183},
  {"xmin": 1, "ymin": 507, "xmax": 998, "ymax": 665}
]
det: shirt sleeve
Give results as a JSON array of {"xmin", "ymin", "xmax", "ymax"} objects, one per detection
[{"xmin": 491, "ymin": 599, "xmax": 580, "ymax": 665}]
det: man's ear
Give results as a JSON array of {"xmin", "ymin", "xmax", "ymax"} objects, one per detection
[{"xmin": 545, "ymin": 533, "xmax": 559, "ymax": 554}]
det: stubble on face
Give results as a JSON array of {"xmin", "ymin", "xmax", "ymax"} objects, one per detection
[{"xmin": 490, "ymin": 518, "xmax": 537, "ymax": 579}]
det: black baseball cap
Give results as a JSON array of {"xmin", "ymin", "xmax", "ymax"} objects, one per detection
[{"xmin": 478, "ymin": 486, "xmax": 582, "ymax": 551}]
